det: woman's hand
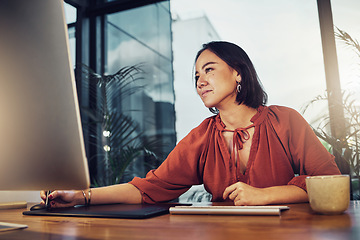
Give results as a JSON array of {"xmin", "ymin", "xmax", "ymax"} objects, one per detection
[
  {"xmin": 40, "ymin": 190, "xmax": 85, "ymax": 208},
  {"xmin": 223, "ymin": 182, "xmax": 309, "ymax": 206},
  {"xmin": 39, "ymin": 183, "xmax": 142, "ymax": 208},
  {"xmin": 223, "ymin": 182, "xmax": 268, "ymax": 206}
]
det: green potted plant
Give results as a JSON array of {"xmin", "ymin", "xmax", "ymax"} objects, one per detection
[
  {"xmin": 80, "ymin": 64, "xmax": 164, "ymax": 186},
  {"xmin": 302, "ymin": 91, "xmax": 359, "ymax": 199},
  {"xmin": 302, "ymin": 27, "xmax": 360, "ymax": 199}
]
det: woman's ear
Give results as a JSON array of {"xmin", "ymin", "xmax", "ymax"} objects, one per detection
[{"xmin": 235, "ymin": 71, "xmax": 241, "ymax": 83}]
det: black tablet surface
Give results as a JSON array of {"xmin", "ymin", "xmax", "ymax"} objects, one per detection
[{"xmin": 23, "ymin": 203, "xmax": 173, "ymax": 219}]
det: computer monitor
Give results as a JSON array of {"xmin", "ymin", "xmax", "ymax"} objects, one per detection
[{"xmin": 0, "ymin": 0, "xmax": 90, "ymax": 190}]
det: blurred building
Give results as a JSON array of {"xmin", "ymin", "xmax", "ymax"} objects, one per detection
[
  {"xmin": 172, "ymin": 14, "xmax": 220, "ymax": 142},
  {"xmin": 65, "ymin": 0, "xmax": 176, "ymax": 184}
]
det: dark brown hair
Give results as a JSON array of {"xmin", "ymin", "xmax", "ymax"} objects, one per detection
[{"xmin": 195, "ymin": 41, "xmax": 267, "ymax": 112}]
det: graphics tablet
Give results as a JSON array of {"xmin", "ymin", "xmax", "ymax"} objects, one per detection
[{"xmin": 23, "ymin": 204, "xmax": 175, "ymax": 219}]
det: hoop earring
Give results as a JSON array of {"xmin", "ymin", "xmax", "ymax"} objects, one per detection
[{"xmin": 236, "ymin": 82, "xmax": 242, "ymax": 93}]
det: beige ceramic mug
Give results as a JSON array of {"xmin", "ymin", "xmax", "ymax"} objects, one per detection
[{"xmin": 306, "ymin": 175, "xmax": 350, "ymax": 215}]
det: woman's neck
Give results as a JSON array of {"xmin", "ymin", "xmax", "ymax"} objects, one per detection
[{"xmin": 218, "ymin": 104, "xmax": 257, "ymax": 130}]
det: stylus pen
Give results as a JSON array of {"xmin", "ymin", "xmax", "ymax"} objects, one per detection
[{"xmin": 45, "ymin": 190, "xmax": 51, "ymax": 209}]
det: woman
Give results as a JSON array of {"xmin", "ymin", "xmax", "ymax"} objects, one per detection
[{"xmin": 41, "ymin": 41, "xmax": 340, "ymax": 207}]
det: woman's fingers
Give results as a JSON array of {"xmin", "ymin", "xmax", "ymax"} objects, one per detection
[{"xmin": 223, "ymin": 183, "xmax": 239, "ymax": 200}]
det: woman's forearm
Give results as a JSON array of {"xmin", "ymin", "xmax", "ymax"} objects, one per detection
[
  {"xmin": 263, "ymin": 185, "xmax": 308, "ymax": 205},
  {"xmin": 89, "ymin": 183, "xmax": 142, "ymax": 205},
  {"xmin": 223, "ymin": 182, "xmax": 308, "ymax": 206}
]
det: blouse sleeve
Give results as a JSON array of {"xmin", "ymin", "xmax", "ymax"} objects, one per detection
[
  {"xmin": 129, "ymin": 117, "xmax": 214, "ymax": 203},
  {"xmin": 270, "ymin": 106, "xmax": 341, "ymax": 191}
]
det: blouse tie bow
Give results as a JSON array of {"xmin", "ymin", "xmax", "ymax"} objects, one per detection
[{"xmin": 222, "ymin": 124, "xmax": 255, "ymax": 163}]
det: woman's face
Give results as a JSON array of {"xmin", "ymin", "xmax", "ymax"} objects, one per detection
[{"xmin": 195, "ymin": 49, "xmax": 240, "ymax": 110}]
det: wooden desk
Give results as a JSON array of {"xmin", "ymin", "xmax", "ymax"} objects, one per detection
[{"xmin": 1, "ymin": 202, "xmax": 359, "ymax": 240}]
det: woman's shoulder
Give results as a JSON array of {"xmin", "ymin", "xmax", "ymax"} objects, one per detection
[
  {"xmin": 267, "ymin": 105, "xmax": 299, "ymax": 114},
  {"xmin": 263, "ymin": 105, "xmax": 308, "ymax": 126}
]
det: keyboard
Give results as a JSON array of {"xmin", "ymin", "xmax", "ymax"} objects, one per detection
[{"xmin": 169, "ymin": 205, "xmax": 290, "ymax": 216}]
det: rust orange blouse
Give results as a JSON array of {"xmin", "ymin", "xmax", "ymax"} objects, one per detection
[{"xmin": 130, "ymin": 105, "xmax": 341, "ymax": 203}]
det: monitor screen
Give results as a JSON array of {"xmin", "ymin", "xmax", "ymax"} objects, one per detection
[{"xmin": 0, "ymin": 0, "xmax": 90, "ymax": 190}]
